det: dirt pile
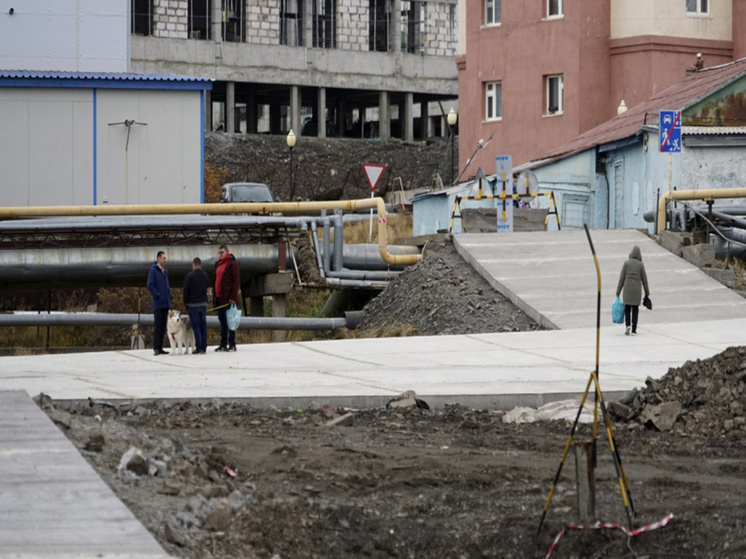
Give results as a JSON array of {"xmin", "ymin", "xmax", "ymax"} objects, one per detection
[
  {"xmin": 358, "ymin": 236, "xmax": 543, "ymax": 336},
  {"xmin": 205, "ymin": 133, "xmax": 457, "ymax": 203},
  {"xmin": 611, "ymin": 346, "xmax": 746, "ymax": 437}
]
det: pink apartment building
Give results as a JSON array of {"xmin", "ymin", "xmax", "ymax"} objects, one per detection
[{"xmin": 456, "ymin": 0, "xmax": 746, "ymax": 172}]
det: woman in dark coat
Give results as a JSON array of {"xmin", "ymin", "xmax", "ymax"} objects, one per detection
[
  {"xmin": 214, "ymin": 244, "xmax": 240, "ymax": 351},
  {"xmin": 616, "ymin": 245, "xmax": 650, "ymax": 336}
]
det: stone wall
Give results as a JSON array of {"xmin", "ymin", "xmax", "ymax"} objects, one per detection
[
  {"xmin": 337, "ymin": 0, "xmax": 370, "ymax": 51},
  {"xmin": 153, "ymin": 0, "xmax": 189, "ymax": 40}
]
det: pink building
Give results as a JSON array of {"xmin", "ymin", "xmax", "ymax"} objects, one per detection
[{"xmin": 456, "ymin": 0, "xmax": 746, "ymax": 171}]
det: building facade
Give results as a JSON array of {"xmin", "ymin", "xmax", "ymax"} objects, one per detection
[
  {"xmin": 457, "ymin": 0, "xmax": 746, "ymax": 171},
  {"xmin": 129, "ymin": 0, "xmax": 459, "ymax": 139}
]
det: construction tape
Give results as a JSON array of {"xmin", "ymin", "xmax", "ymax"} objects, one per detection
[
  {"xmin": 544, "ymin": 513, "xmax": 674, "ymax": 559},
  {"xmin": 378, "ymin": 216, "xmax": 386, "ymax": 224}
]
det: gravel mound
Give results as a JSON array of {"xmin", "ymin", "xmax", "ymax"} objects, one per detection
[{"xmin": 358, "ymin": 235, "xmax": 543, "ymax": 336}]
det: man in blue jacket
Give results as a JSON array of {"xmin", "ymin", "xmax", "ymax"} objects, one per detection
[
  {"xmin": 147, "ymin": 251, "xmax": 172, "ymax": 355},
  {"xmin": 183, "ymin": 256, "xmax": 209, "ymax": 354}
]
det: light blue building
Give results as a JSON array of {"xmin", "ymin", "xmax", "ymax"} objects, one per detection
[{"xmin": 523, "ymin": 57, "xmax": 746, "ymax": 232}]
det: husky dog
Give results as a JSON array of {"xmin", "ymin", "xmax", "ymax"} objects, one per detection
[{"xmin": 166, "ymin": 310, "xmax": 195, "ymax": 355}]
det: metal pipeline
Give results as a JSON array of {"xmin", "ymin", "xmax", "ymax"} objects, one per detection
[
  {"xmin": 656, "ymin": 188, "xmax": 746, "ymax": 234},
  {"xmin": 0, "ymin": 197, "xmax": 421, "ymax": 266},
  {"xmin": 0, "ymin": 312, "xmax": 353, "ymax": 331}
]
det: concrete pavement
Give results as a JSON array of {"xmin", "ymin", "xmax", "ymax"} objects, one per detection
[{"xmin": 2, "ymin": 228, "xmax": 745, "ymax": 557}]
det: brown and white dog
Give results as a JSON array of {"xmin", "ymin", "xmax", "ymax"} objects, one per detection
[{"xmin": 166, "ymin": 310, "xmax": 195, "ymax": 355}]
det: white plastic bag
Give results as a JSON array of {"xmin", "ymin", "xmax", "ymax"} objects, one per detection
[{"xmin": 226, "ymin": 302, "xmax": 241, "ymax": 331}]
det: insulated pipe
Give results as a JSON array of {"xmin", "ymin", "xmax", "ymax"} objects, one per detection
[
  {"xmin": 656, "ymin": 188, "xmax": 746, "ymax": 234},
  {"xmin": 333, "ymin": 210, "xmax": 344, "ymax": 272},
  {"xmin": 0, "ymin": 312, "xmax": 351, "ymax": 331},
  {"xmin": 0, "ymin": 198, "xmax": 421, "ymax": 266}
]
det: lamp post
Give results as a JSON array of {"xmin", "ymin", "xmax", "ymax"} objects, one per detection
[
  {"xmin": 286, "ymin": 129, "xmax": 296, "ymax": 199},
  {"xmin": 447, "ymin": 108, "xmax": 458, "ymax": 185}
]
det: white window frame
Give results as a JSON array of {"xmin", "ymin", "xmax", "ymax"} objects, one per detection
[
  {"xmin": 485, "ymin": 81, "xmax": 502, "ymax": 121},
  {"xmin": 485, "ymin": 0, "xmax": 500, "ymax": 25},
  {"xmin": 545, "ymin": 74, "xmax": 563, "ymax": 116},
  {"xmin": 547, "ymin": 0, "xmax": 563, "ymax": 18},
  {"xmin": 686, "ymin": 0, "xmax": 708, "ymax": 15}
]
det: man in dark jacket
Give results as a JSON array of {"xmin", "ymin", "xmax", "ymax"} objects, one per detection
[
  {"xmin": 616, "ymin": 245, "xmax": 650, "ymax": 336},
  {"xmin": 146, "ymin": 250, "xmax": 172, "ymax": 355},
  {"xmin": 183, "ymin": 257, "xmax": 209, "ymax": 354},
  {"xmin": 214, "ymin": 244, "xmax": 240, "ymax": 351}
]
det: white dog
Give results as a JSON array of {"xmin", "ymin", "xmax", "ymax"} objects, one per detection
[{"xmin": 166, "ymin": 310, "xmax": 195, "ymax": 355}]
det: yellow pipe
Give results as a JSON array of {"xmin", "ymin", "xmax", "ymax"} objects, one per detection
[
  {"xmin": 656, "ymin": 188, "xmax": 746, "ymax": 234},
  {"xmin": 0, "ymin": 197, "xmax": 421, "ymax": 266}
]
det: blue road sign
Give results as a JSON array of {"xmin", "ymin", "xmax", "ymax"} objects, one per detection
[{"xmin": 659, "ymin": 110, "xmax": 682, "ymax": 153}]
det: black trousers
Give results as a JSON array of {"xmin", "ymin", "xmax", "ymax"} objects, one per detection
[
  {"xmin": 624, "ymin": 305, "xmax": 639, "ymax": 332},
  {"xmin": 153, "ymin": 308, "xmax": 169, "ymax": 351}
]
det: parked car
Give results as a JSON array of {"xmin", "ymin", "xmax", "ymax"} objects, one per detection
[{"xmin": 221, "ymin": 182, "xmax": 275, "ymax": 203}]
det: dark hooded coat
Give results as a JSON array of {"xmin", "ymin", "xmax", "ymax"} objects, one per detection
[{"xmin": 616, "ymin": 245, "xmax": 649, "ymax": 306}]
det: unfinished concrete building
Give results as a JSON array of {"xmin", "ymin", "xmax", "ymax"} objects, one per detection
[{"xmin": 129, "ymin": 0, "xmax": 458, "ymax": 140}]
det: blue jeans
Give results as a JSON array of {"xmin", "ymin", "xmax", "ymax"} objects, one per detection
[{"xmin": 187, "ymin": 305, "xmax": 207, "ymax": 352}]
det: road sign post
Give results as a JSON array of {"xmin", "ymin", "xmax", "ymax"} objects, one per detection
[
  {"xmin": 495, "ymin": 156, "xmax": 513, "ymax": 233},
  {"xmin": 362, "ymin": 164, "xmax": 386, "ymax": 241},
  {"xmin": 659, "ymin": 111, "xmax": 681, "ymax": 230}
]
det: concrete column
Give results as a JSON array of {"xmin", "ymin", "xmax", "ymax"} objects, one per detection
[
  {"xmin": 420, "ymin": 101, "xmax": 429, "ymax": 140},
  {"xmin": 303, "ymin": 0, "xmax": 313, "ymax": 47},
  {"xmin": 290, "ymin": 85, "xmax": 301, "ymax": 135},
  {"xmin": 391, "ymin": 0, "xmax": 402, "ymax": 53},
  {"xmin": 247, "ymin": 90, "xmax": 257, "ymax": 134},
  {"xmin": 204, "ymin": 90, "xmax": 213, "ymax": 133},
  {"xmin": 272, "ymin": 295, "xmax": 287, "ymax": 342},
  {"xmin": 211, "ymin": 0, "xmax": 222, "ymax": 47},
  {"xmin": 403, "ymin": 92, "xmax": 414, "ymax": 143},
  {"xmin": 317, "ymin": 87, "xmax": 326, "ymax": 138},
  {"xmin": 378, "ymin": 91, "xmax": 391, "ymax": 140},
  {"xmin": 226, "ymin": 82, "xmax": 236, "ymax": 134}
]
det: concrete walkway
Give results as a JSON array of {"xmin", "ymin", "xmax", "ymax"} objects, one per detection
[{"xmin": 1, "ymin": 228, "xmax": 745, "ymax": 557}]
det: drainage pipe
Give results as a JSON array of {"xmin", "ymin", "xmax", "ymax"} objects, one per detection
[
  {"xmin": 0, "ymin": 197, "xmax": 421, "ymax": 266},
  {"xmin": 0, "ymin": 312, "xmax": 353, "ymax": 331},
  {"xmin": 656, "ymin": 188, "xmax": 746, "ymax": 234}
]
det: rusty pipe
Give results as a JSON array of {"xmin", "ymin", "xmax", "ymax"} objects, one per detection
[
  {"xmin": 0, "ymin": 198, "xmax": 421, "ymax": 266},
  {"xmin": 656, "ymin": 188, "xmax": 746, "ymax": 234}
]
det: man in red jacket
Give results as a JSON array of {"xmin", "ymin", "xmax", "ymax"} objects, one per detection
[{"xmin": 214, "ymin": 244, "xmax": 241, "ymax": 351}]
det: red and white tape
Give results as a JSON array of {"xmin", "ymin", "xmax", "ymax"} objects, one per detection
[{"xmin": 545, "ymin": 513, "xmax": 674, "ymax": 558}]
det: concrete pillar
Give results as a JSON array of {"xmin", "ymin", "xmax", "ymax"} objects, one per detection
[
  {"xmin": 246, "ymin": 90, "xmax": 257, "ymax": 134},
  {"xmin": 303, "ymin": 0, "xmax": 313, "ymax": 47},
  {"xmin": 391, "ymin": 0, "xmax": 402, "ymax": 53},
  {"xmin": 420, "ymin": 101, "xmax": 429, "ymax": 140},
  {"xmin": 379, "ymin": 91, "xmax": 391, "ymax": 140},
  {"xmin": 403, "ymin": 92, "xmax": 414, "ymax": 143},
  {"xmin": 290, "ymin": 85, "xmax": 301, "ymax": 135},
  {"xmin": 317, "ymin": 87, "xmax": 327, "ymax": 138},
  {"xmin": 226, "ymin": 82, "xmax": 236, "ymax": 134},
  {"xmin": 272, "ymin": 295, "xmax": 287, "ymax": 342},
  {"xmin": 204, "ymin": 90, "xmax": 213, "ymax": 133},
  {"xmin": 211, "ymin": 0, "xmax": 222, "ymax": 47}
]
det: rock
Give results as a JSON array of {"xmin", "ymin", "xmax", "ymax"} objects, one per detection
[
  {"xmin": 157, "ymin": 481, "xmax": 182, "ymax": 496},
  {"xmin": 326, "ymin": 412, "xmax": 354, "ymax": 427},
  {"xmin": 206, "ymin": 502, "xmax": 233, "ymax": 532},
  {"xmin": 118, "ymin": 446, "xmax": 149, "ymax": 476},
  {"xmin": 607, "ymin": 401, "xmax": 634, "ymax": 421},
  {"xmin": 83, "ymin": 433, "xmax": 105, "ymax": 452},
  {"xmin": 164, "ymin": 522, "xmax": 188, "ymax": 547},
  {"xmin": 641, "ymin": 402, "xmax": 682, "ymax": 432}
]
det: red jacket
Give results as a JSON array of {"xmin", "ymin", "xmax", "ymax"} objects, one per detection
[{"xmin": 214, "ymin": 253, "xmax": 240, "ymax": 304}]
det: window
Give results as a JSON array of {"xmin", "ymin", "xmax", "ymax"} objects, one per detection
[
  {"xmin": 401, "ymin": 0, "xmax": 424, "ymax": 53},
  {"xmin": 547, "ymin": 0, "xmax": 563, "ymax": 18},
  {"xmin": 485, "ymin": 82, "xmax": 502, "ymax": 121},
  {"xmin": 131, "ymin": 0, "xmax": 153, "ymax": 35},
  {"xmin": 313, "ymin": 0, "xmax": 337, "ymax": 48},
  {"xmin": 686, "ymin": 0, "xmax": 708, "ymax": 14},
  {"xmin": 223, "ymin": 0, "xmax": 245, "ymax": 42},
  {"xmin": 485, "ymin": 0, "xmax": 500, "ymax": 25},
  {"xmin": 281, "ymin": 0, "xmax": 303, "ymax": 46},
  {"xmin": 369, "ymin": 0, "xmax": 392, "ymax": 51},
  {"xmin": 189, "ymin": 0, "xmax": 210, "ymax": 40},
  {"xmin": 545, "ymin": 74, "xmax": 563, "ymax": 115},
  {"xmin": 562, "ymin": 194, "xmax": 590, "ymax": 229}
]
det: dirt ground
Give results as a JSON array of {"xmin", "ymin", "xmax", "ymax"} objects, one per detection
[{"xmin": 39, "ymin": 237, "xmax": 746, "ymax": 558}]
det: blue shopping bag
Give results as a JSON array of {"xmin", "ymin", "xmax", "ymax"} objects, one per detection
[
  {"xmin": 226, "ymin": 303, "xmax": 242, "ymax": 331},
  {"xmin": 612, "ymin": 297, "xmax": 624, "ymax": 324}
]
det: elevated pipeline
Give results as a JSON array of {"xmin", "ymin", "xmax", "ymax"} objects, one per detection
[{"xmin": 656, "ymin": 188, "xmax": 746, "ymax": 234}]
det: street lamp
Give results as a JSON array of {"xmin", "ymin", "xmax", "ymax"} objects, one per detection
[
  {"xmin": 287, "ymin": 129, "xmax": 296, "ymax": 198},
  {"xmin": 447, "ymin": 108, "xmax": 458, "ymax": 185}
]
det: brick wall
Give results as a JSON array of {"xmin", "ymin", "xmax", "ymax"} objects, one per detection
[
  {"xmin": 246, "ymin": 0, "xmax": 281, "ymax": 45},
  {"xmin": 153, "ymin": 0, "xmax": 189, "ymax": 40},
  {"xmin": 423, "ymin": 2, "xmax": 456, "ymax": 56},
  {"xmin": 337, "ymin": 0, "xmax": 370, "ymax": 51}
]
